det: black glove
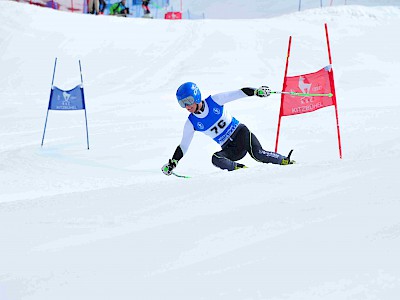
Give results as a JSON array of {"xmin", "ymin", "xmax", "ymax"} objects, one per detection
[
  {"xmin": 255, "ymin": 86, "xmax": 271, "ymax": 97},
  {"xmin": 161, "ymin": 159, "xmax": 178, "ymax": 176}
]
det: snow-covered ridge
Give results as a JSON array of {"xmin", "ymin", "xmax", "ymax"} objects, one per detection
[
  {"xmin": 2, "ymin": 1, "xmax": 400, "ymax": 30},
  {"xmin": 2, "ymin": 0, "xmax": 400, "ymax": 20},
  {"xmin": 297, "ymin": 4, "xmax": 400, "ymax": 19}
]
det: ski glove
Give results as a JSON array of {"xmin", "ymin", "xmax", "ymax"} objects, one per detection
[
  {"xmin": 255, "ymin": 86, "xmax": 271, "ymax": 97},
  {"xmin": 162, "ymin": 159, "xmax": 178, "ymax": 176}
]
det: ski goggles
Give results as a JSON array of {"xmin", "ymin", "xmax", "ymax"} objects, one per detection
[{"xmin": 178, "ymin": 96, "xmax": 196, "ymax": 108}]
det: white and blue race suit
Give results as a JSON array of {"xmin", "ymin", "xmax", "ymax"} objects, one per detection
[
  {"xmin": 179, "ymin": 89, "xmax": 246, "ymax": 155},
  {"xmin": 189, "ymin": 97, "xmax": 239, "ymax": 145}
]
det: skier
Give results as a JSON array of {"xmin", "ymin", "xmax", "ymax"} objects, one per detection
[{"xmin": 162, "ymin": 82, "xmax": 295, "ymax": 176}]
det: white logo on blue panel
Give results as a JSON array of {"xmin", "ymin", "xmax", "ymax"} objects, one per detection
[
  {"xmin": 62, "ymin": 91, "xmax": 71, "ymax": 105},
  {"xmin": 213, "ymin": 108, "xmax": 220, "ymax": 115},
  {"xmin": 197, "ymin": 122, "xmax": 204, "ymax": 130}
]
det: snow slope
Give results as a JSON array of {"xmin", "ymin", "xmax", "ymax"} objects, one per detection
[{"xmin": 1, "ymin": 1, "xmax": 400, "ymax": 299}]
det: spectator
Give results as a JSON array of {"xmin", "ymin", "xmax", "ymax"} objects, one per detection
[
  {"xmin": 109, "ymin": 0, "xmax": 129, "ymax": 16},
  {"xmin": 99, "ymin": 0, "xmax": 106, "ymax": 14},
  {"xmin": 88, "ymin": 0, "xmax": 99, "ymax": 14},
  {"xmin": 142, "ymin": 0, "xmax": 151, "ymax": 15},
  {"xmin": 46, "ymin": 0, "xmax": 60, "ymax": 9}
]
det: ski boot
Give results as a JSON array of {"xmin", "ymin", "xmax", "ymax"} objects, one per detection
[{"xmin": 281, "ymin": 150, "xmax": 296, "ymax": 165}]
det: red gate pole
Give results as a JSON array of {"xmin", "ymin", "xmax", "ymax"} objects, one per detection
[
  {"xmin": 325, "ymin": 23, "xmax": 343, "ymax": 159},
  {"xmin": 275, "ymin": 36, "xmax": 292, "ymax": 152}
]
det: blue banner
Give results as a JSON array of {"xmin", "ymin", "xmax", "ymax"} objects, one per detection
[{"xmin": 48, "ymin": 85, "xmax": 85, "ymax": 110}]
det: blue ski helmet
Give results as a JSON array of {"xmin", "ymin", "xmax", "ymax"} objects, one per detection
[{"xmin": 176, "ymin": 82, "xmax": 201, "ymax": 108}]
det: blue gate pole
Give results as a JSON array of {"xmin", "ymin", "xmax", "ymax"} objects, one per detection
[
  {"xmin": 79, "ymin": 60, "xmax": 90, "ymax": 150},
  {"xmin": 84, "ymin": 105, "xmax": 90, "ymax": 150},
  {"xmin": 41, "ymin": 58, "xmax": 57, "ymax": 147},
  {"xmin": 41, "ymin": 109, "xmax": 50, "ymax": 147},
  {"xmin": 51, "ymin": 57, "xmax": 57, "ymax": 86},
  {"xmin": 298, "ymin": 0, "xmax": 301, "ymax": 11},
  {"xmin": 79, "ymin": 59, "xmax": 83, "ymax": 84}
]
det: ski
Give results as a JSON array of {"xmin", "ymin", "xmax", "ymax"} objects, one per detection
[
  {"xmin": 287, "ymin": 149, "xmax": 293, "ymax": 161},
  {"xmin": 287, "ymin": 149, "xmax": 296, "ymax": 165}
]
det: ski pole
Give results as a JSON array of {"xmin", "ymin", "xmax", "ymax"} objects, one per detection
[{"xmin": 271, "ymin": 90, "xmax": 333, "ymax": 97}]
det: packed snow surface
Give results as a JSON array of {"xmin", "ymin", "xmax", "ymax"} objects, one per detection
[{"xmin": 1, "ymin": 1, "xmax": 400, "ymax": 299}]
